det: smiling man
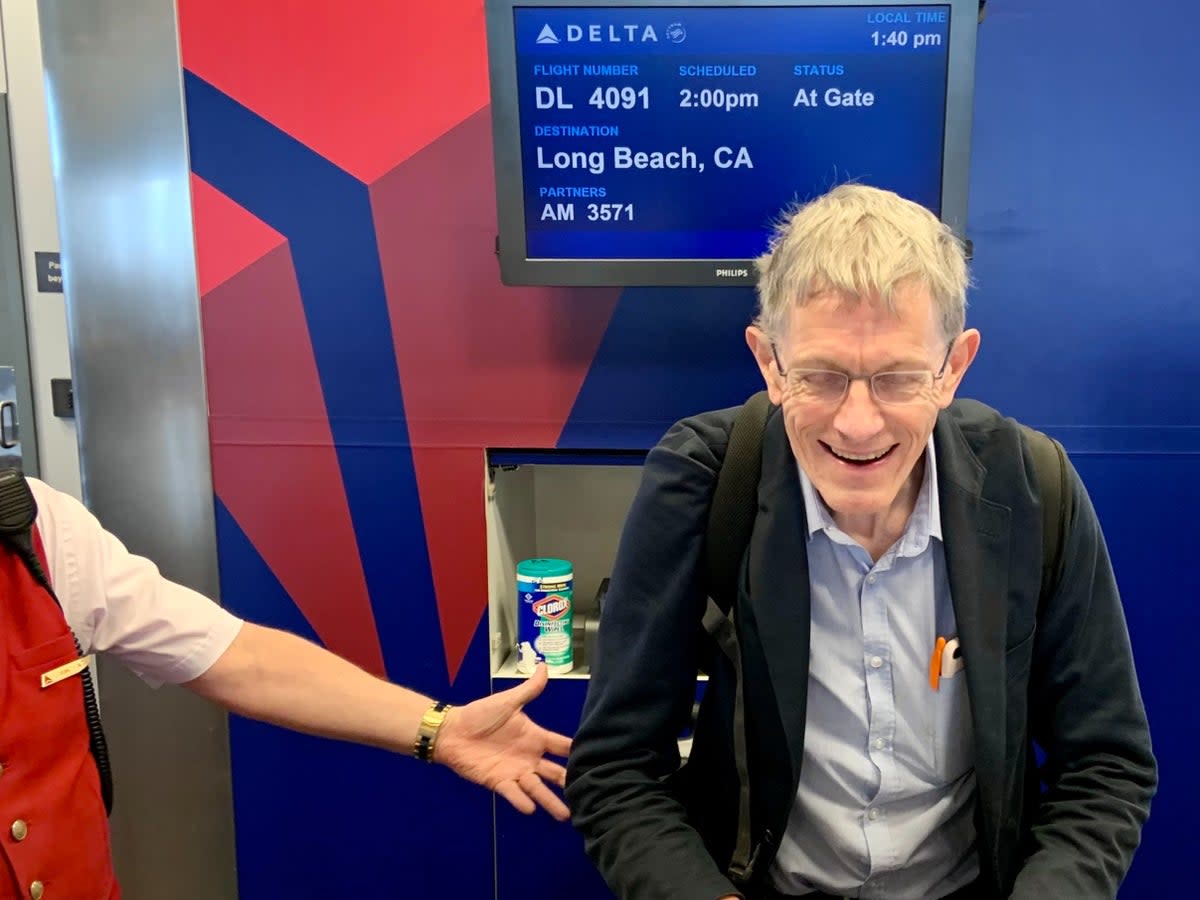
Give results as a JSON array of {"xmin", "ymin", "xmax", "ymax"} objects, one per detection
[{"xmin": 566, "ymin": 185, "xmax": 1155, "ymax": 900}]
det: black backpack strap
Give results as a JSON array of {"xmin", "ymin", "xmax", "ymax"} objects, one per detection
[
  {"xmin": 706, "ymin": 390, "xmax": 773, "ymax": 614},
  {"xmin": 700, "ymin": 595, "xmax": 761, "ymax": 885},
  {"xmin": 701, "ymin": 391, "xmax": 774, "ymax": 886},
  {"xmin": 0, "ymin": 468, "xmax": 114, "ymax": 815},
  {"xmin": 1019, "ymin": 426, "xmax": 1074, "ymax": 604}
]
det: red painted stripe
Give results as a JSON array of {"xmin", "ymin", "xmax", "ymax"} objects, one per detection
[
  {"xmin": 199, "ymin": 238, "xmax": 386, "ymax": 676},
  {"xmin": 409, "ymin": 447, "xmax": 487, "ymax": 682}
]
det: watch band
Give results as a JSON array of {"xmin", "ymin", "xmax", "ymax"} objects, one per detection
[{"xmin": 413, "ymin": 700, "xmax": 453, "ymax": 762}]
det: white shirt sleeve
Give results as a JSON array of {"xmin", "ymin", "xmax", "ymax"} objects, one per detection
[{"xmin": 28, "ymin": 476, "xmax": 244, "ymax": 686}]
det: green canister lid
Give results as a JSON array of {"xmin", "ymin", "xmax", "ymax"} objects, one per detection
[{"xmin": 517, "ymin": 558, "xmax": 573, "ymax": 579}]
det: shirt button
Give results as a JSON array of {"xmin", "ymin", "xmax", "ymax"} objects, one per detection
[
  {"xmin": 872, "ymin": 738, "xmax": 886, "ymax": 750},
  {"xmin": 866, "ymin": 573, "xmax": 877, "ymax": 584},
  {"xmin": 30, "ymin": 880, "xmax": 44, "ymax": 900},
  {"xmin": 11, "ymin": 820, "xmax": 28, "ymax": 841},
  {"xmin": 869, "ymin": 655, "xmax": 883, "ymax": 669},
  {"xmin": 867, "ymin": 808, "xmax": 880, "ymax": 821}
]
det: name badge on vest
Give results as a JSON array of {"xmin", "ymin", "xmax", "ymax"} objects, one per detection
[{"xmin": 41, "ymin": 655, "xmax": 93, "ymax": 689}]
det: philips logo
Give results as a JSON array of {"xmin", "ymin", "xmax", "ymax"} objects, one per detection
[
  {"xmin": 540, "ymin": 23, "xmax": 660, "ymax": 43},
  {"xmin": 533, "ymin": 595, "xmax": 570, "ymax": 619},
  {"xmin": 715, "ymin": 268, "xmax": 750, "ymax": 278}
]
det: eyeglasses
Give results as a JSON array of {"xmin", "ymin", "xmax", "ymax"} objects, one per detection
[{"xmin": 771, "ymin": 343, "xmax": 954, "ymax": 406}]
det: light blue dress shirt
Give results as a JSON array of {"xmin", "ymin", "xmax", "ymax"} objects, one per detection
[{"xmin": 769, "ymin": 440, "xmax": 979, "ymax": 899}]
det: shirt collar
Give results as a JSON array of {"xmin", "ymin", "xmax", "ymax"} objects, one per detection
[{"xmin": 797, "ymin": 435, "xmax": 942, "ymax": 550}]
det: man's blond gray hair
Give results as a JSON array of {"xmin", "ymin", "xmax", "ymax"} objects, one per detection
[{"xmin": 754, "ymin": 184, "xmax": 970, "ymax": 343}]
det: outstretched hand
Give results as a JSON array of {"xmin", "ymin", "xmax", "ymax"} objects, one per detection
[{"xmin": 434, "ymin": 664, "xmax": 572, "ymax": 820}]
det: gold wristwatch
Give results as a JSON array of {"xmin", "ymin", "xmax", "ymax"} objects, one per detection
[{"xmin": 413, "ymin": 700, "xmax": 453, "ymax": 762}]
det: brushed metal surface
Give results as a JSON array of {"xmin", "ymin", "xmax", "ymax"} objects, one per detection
[{"xmin": 37, "ymin": 1, "xmax": 238, "ymax": 896}]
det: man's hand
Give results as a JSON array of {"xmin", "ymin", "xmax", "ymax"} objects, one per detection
[{"xmin": 434, "ymin": 664, "xmax": 572, "ymax": 820}]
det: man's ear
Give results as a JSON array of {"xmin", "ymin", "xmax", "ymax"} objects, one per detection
[
  {"xmin": 937, "ymin": 328, "xmax": 981, "ymax": 407},
  {"xmin": 746, "ymin": 326, "xmax": 785, "ymax": 406}
]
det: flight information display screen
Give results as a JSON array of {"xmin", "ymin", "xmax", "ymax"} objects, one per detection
[{"xmin": 486, "ymin": 0, "xmax": 977, "ymax": 286}]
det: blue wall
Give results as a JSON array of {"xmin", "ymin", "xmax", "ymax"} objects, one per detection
[
  {"xmin": 187, "ymin": 0, "xmax": 1197, "ymax": 895},
  {"xmin": 963, "ymin": 2, "xmax": 1199, "ymax": 893}
]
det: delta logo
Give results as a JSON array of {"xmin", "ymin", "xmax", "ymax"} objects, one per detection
[
  {"xmin": 535, "ymin": 23, "xmax": 659, "ymax": 44},
  {"xmin": 533, "ymin": 595, "xmax": 570, "ymax": 619}
]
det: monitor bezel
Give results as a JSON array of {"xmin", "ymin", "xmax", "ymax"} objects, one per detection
[{"xmin": 485, "ymin": 0, "xmax": 979, "ymax": 287}]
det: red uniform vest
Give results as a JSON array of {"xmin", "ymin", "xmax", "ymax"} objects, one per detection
[{"xmin": 0, "ymin": 528, "xmax": 118, "ymax": 899}]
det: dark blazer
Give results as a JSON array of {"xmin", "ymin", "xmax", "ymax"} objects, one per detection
[{"xmin": 566, "ymin": 398, "xmax": 1156, "ymax": 900}]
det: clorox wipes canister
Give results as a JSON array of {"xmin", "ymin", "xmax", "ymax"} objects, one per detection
[{"xmin": 516, "ymin": 558, "xmax": 574, "ymax": 675}]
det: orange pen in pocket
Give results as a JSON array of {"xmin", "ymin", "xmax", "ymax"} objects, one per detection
[{"xmin": 929, "ymin": 636, "xmax": 947, "ymax": 691}]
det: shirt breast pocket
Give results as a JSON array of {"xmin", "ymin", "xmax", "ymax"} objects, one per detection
[{"xmin": 933, "ymin": 658, "xmax": 973, "ymax": 782}]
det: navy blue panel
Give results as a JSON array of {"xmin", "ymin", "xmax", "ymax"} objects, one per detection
[
  {"xmin": 493, "ymin": 678, "xmax": 614, "ymax": 899},
  {"xmin": 560, "ymin": 286, "xmax": 763, "ymax": 448},
  {"xmin": 1075, "ymin": 454, "xmax": 1197, "ymax": 898},
  {"xmin": 212, "ymin": 498, "xmax": 321, "ymax": 644},
  {"xmin": 217, "ymin": 500, "xmax": 494, "ymax": 897},
  {"xmin": 226, "ymin": 621, "xmax": 495, "ymax": 899},
  {"xmin": 227, "ymin": 717, "xmax": 492, "ymax": 899},
  {"xmin": 963, "ymin": 0, "xmax": 1200, "ymax": 435}
]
